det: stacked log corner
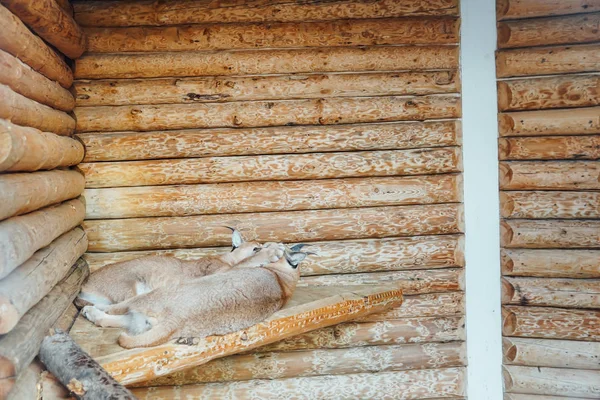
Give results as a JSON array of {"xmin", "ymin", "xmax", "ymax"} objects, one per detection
[
  {"xmin": 497, "ymin": 1, "xmax": 600, "ymax": 399},
  {"xmin": 72, "ymin": 0, "xmax": 466, "ymax": 397}
]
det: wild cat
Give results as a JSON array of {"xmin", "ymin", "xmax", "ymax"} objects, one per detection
[
  {"xmin": 76, "ymin": 227, "xmax": 275, "ymax": 308},
  {"xmin": 81, "ymin": 244, "xmax": 310, "ymax": 348}
]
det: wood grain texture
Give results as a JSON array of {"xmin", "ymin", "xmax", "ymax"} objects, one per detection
[
  {"xmin": 0, "ymin": 120, "xmax": 84, "ymax": 172},
  {"xmin": 0, "ymin": 84, "xmax": 75, "ymax": 135},
  {"xmin": 499, "ymin": 107, "xmax": 600, "ymax": 137},
  {"xmin": 73, "ymin": 0, "xmax": 459, "ymax": 26},
  {"xmin": 503, "ymin": 337, "xmax": 600, "ymax": 370},
  {"xmin": 84, "ymin": 203, "xmax": 464, "ymax": 252},
  {"xmin": 84, "ymin": 174, "xmax": 462, "ymax": 219},
  {"xmin": 498, "ymin": 13, "xmax": 600, "ymax": 49},
  {"xmin": 0, "ymin": 50, "xmax": 74, "ymax": 111},
  {"xmin": 500, "ymin": 191, "xmax": 600, "ymax": 219},
  {"xmin": 497, "ymin": 0, "xmax": 600, "ymax": 20},
  {"xmin": 74, "ymin": 95, "xmax": 461, "ymax": 133},
  {"xmin": 0, "ymin": 169, "xmax": 85, "ymax": 220},
  {"xmin": 77, "ymin": 120, "xmax": 461, "ymax": 162},
  {"xmin": 502, "ymin": 306, "xmax": 600, "ymax": 341},
  {"xmin": 501, "ymin": 219, "xmax": 600, "ymax": 249},
  {"xmin": 502, "ymin": 276, "xmax": 600, "ymax": 309},
  {"xmin": 499, "ymin": 136, "xmax": 600, "ymax": 160},
  {"xmin": 0, "ymin": 4, "xmax": 72, "ymax": 88},
  {"xmin": 497, "ymin": 44, "xmax": 600, "ymax": 78},
  {"xmin": 83, "ymin": 235, "xmax": 464, "ymax": 275},
  {"xmin": 502, "ymin": 248, "xmax": 600, "ymax": 278},
  {"xmin": 74, "ymin": 45, "xmax": 459, "ymax": 79},
  {"xmin": 504, "ymin": 395, "xmax": 585, "ymax": 400},
  {"xmin": 362, "ymin": 292, "xmax": 464, "ymax": 321},
  {"xmin": 3, "ymin": 361, "xmax": 43, "ymax": 400},
  {"xmin": 503, "ymin": 365, "xmax": 600, "ymax": 398},
  {"xmin": 497, "ymin": 74, "xmax": 600, "ymax": 111},
  {"xmin": 499, "ymin": 161, "xmax": 600, "ymax": 190}
]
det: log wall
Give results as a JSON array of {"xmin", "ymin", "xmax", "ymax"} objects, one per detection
[
  {"xmin": 73, "ymin": 0, "xmax": 465, "ymax": 397},
  {"xmin": 497, "ymin": 2, "xmax": 600, "ymax": 398}
]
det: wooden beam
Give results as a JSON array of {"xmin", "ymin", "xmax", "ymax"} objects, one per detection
[
  {"xmin": 74, "ymin": 70, "xmax": 460, "ymax": 107},
  {"xmin": 500, "ymin": 191, "xmax": 600, "ymax": 219},
  {"xmin": 74, "ymin": 45, "xmax": 459, "ymax": 79},
  {"xmin": 3, "ymin": 361, "xmax": 43, "ymax": 400},
  {"xmin": 361, "ymin": 292, "xmax": 464, "ymax": 321},
  {"xmin": 497, "ymin": 0, "xmax": 600, "ymax": 20},
  {"xmin": 503, "ymin": 365, "xmax": 600, "ymax": 398},
  {"xmin": 0, "ymin": 169, "xmax": 85, "ymax": 220},
  {"xmin": 499, "ymin": 107, "xmax": 600, "ymax": 137},
  {"xmin": 0, "ymin": 120, "xmax": 84, "ymax": 172},
  {"xmin": 73, "ymin": 0, "xmax": 459, "ymax": 27},
  {"xmin": 505, "ymin": 395, "xmax": 583, "ymax": 400},
  {"xmin": 0, "ymin": 4, "xmax": 72, "ymax": 88},
  {"xmin": 0, "ymin": 227, "xmax": 87, "ymax": 334},
  {"xmin": 0, "ymin": 84, "xmax": 75, "ymax": 135},
  {"xmin": 84, "ymin": 174, "xmax": 462, "ymax": 218},
  {"xmin": 502, "ymin": 248, "xmax": 600, "ymax": 279},
  {"xmin": 502, "ymin": 306, "xmax": 600, "ymax": 341},
  {"xmin": 499, "ymin": 161, "xmax": 600, "ymax": 190},
  {"xmin": 0, "ymin": 50, "xmax": 74, "ymax": 111},
  {"xmin": 2, "ymin": 0, "xmax": 86, "ymax": 59},
  {"xmin": 498, "ymin": 74, "xmax": 600, "ymax": 112},
  {"xmin": 497, "ymin": 43, "xmax": 600, "ymax": 78},
  {"xmin": 84, "ymin": 203, "xmax": 464, "ymax": 252},
  {"xmin": 74, "ymin": 95, "xmax": 461, "ymax": 133},
  {"xmin": 504, "ymin": 337, "xmax": 600, "ymax": 370},
  {"xmin": 0, "ymin": 198, "xmax": 85, "ymax": 279},
  {"xmin": 499, "ymin": 136, "xmax": 600, "ymax": 160},
  {"xmin": 83, "ymin": 234, "xmax": 464, "ymax": 275},
  {"xmin": 501, "ymin": 219, "xmax": 600, "ymax": 248},
  {"xmin": 502, "ymin": 276, "xmax": 600, "ymax": 309}
]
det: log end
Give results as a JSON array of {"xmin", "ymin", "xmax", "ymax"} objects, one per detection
[
  {"xmin": 502, "ymin": 365, "xmax": 514, "ymax": 391},
  {"xmin": 497, "ymin": 137, "xmax": 511, "ymax": 161},
  {"xmin": 500, "ymin": 221, "xmax": 514, "ymax": 246},
  {"xmin": 497, "ymin": 22, "xmax": 512, "ymax": 48},
  {"xmin": 454, "ymin": 235, "xmax": 465, "ymax": 267},
  {"xmin": 496, "ymin": 0, "xmax": 510, "ymax": 20},
  {"xmin": 500, "ymin": 277, "xmax": 515, "ymax": 304},
  {"xmin": 502, "ymin": 337, "xmax": 517, "ymax": 363},
  {"xmin": 0, "ymin": 355, "xmax": 16, "ymax": 380},
  {"xmin": 500, "ymin": 249, "xmax": 515, "ymax": 274},
  {"xmin": 453, "ymin": 120, "xmax": 463, "ymax": 146},
  {"xmin": 0, "ymin": 297, "xmax": 20, "ymax": 335},
  {"xmin": 499, "ymin": 192, "xmax": 515, "ymax": 218},
  {"xmin": 498, "ymin": 163, "xmax": 513, "ymax": 189},
  {"xmin": 498, "ymin": 113, "xmax": 515, "ymax": 136},
  {"xmin": 496, "ymin": 81, "xmax": 512, "ymax": 112},
  {"xmin": 0, "ymin": 376, "xmax": 16, "ymax": 399},
  {"xmin": 501, "ymin": 307, "xmax": 517, "ymax": 336}
]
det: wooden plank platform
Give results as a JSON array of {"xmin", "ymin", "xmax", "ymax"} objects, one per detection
[{"xmin": 69, "ymin": 285, "xmax": 403, "ymax": 386}]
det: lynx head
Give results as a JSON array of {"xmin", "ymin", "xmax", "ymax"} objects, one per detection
[{"xmin": 224, "ymin": 226, "xmax": 262, "ymax": 260}]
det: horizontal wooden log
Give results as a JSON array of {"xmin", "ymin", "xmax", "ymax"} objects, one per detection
[
  {"xmin": 75, "ymin": 95, "xmax": 461, "ymax": 133},
  {"xmin": 499, "ymin": 136, "xmax": 600, "ymax": 160},
  {"xmin": 504, "ymin": 395, "xmax": 582, "ymax": 400},
  {"xmin": 497, "ymin": 43, "xmax": 600, "ymax": 78},
  {"xmin": 74, "ymin": 70, "xmax": 459, "ymax": 107},
  {"xmin": 74, "ymin": 45, "xmax": 459, "ymax": 79},
  {"xmin": 2, "ymin": 0, "xmax": 86, "ymax": 59},
  {"xmin": 0, "ymin": 4, "xmax": 72, "ymax": 88},
  {"xmin": 504, "ymin": 337, "xmax": 600, "ymax": 370},
  {"xmin": 73, "ymin": 0, "xmax": 459, "ymax": 27},
  {"xmin": 0, "ymin": 120, "xmax": 84, "ymax": 172},
  {"xmin": 502, "ymin": 248, "xmax": 600, "ymax": 278},
  {"xmin": 498, "ymin": 13, "xmax": 600, "ymax": 49},
  {"xmin": 0, "ymin": 259, "xmax": 88, "ymax": 382},
  {"xmin": 497, "ymin": 0, "xmax": 600, "ymax": 20},
  {"xmin": 499, "ymin": 161, "xmax": 600, "ymax": 190},
  {"xmin": 0, "ymin": 84, "xmax": 75, "ymax": 135},
  {"xmin": 84, "ymin": 174, "xmax": 462, "ymax": 218},
  {"xmin": 501, "ymin": 219, "xmax": 600, "ymax": 248},
  {"xmin": 138, "ymin": 342, "xmax": 466, "ymax": 387},
  {"xmin": 131, "ymin": 367, "xmax": 466, "ymax": 399},
  {"xmin": 77, "ymin": 120, "xmax": 461, "ymax": 162},
  {"xmin": 503, "ymin": 365, "xmax": 600, "ymax": 398},
  {"xmin": 0, "ymin": 50, "xmax": 74, "ymax": 111},
  {"xmin": 499, "ymin": 107, "xmax": 600, "ymax": 137},
  {"xmin": 500, "ymin": 191, "xmax": 600, "ymax": 219},
  {"xmin": 0, "ymin": 227, "xmax": 87, "ymax": 334},
  {"xmin": 502, "ymin": 276, "xmax": 600, "ymax": 309},
  {"xmin": 83, "ymin": 234, "xmax": 464, "ymax": 275},
  {"xmin": 360, "ymin": 292, "xmax": 464, "ymax": 321},
  {"xmin": 0, "ymin": 169, "xmax": 85, "ymax": 221},
  {"xmin": 502, "ymin": 306, "xmax": 600, "ymax": 341},
  {"xmin": 0, "ymin": 199, "xmax": 85, "ymax": 279},
  {"xmin": 84, "ymin": 203, "xmax": 464, "ymax": 252}
]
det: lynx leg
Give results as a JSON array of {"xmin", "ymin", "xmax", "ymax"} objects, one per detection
[{"xmin": 81, "ymin": 306, "xmax": 131, "ymax": 329}]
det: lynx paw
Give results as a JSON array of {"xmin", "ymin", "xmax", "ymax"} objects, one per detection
[{"xmin": 82, "ymin": 305, "xmax": 103, "ymax": 324}]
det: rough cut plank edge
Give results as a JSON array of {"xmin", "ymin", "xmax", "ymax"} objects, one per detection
[
  {"xmin": 501, "ymin": 219, "xmax": 600, "ymax": 249},
  {"xmin": 77, "ymin": 120, "xmax": 462, "ymax": 162},
  {"xmin": 497, "ymin": 12, "xmax": 600, "ymax": 49},
  {"xmin": 74, "ymin": 45, "xmax": 459, "ymax": 80},
  {"xmin": 502, "ymin": 248, "xmax": 600, "ymax": 278},
  {"xmin": 499, "ymin": 135, "xmax": 600, "ymax": 160},
  {"xmin": 0, "ymin": 120, "xmax": 84, "ymax": 172},
  {"xmin": 0, "ymin": 4, "xmax": 72, "ymax": 88},
  {"xmin": 496, "ymin": 43, "xmax": 600, "ymax": 78},
  {"xmin": 500, "ymin": 191, "xmax": 600, "ymax": 219},
  {"xmin": 499, "ymin": 107, "xmax": 600, "ymax": 137},
  {"xmin": 2, "ymin": 0, "xmax": 86, "ymax": 59},
  {"xmin": 501, "ymin": 276, "xmax": 600, "ymax": 309},
  {"xmin": 0, "ymin": 169, "xmax": 85, "ymax": 221},
  {"xmin": 499, "ymin": 161, "xmax": 600, "ymax": 191},
  {"xmin": 96, "ymin": 286, "xmax": 403, "ymax": 385},
  {"xmin": 503, "ymin": 365, "xmax": 600, "ymax": 398},
  {"xmin": 0, "ymin": 50, "xmax": 74, "ymax": 111},
  {"xmin": 497, "ymin": 0, "xmax": 600, "ymax": 20},
  {"xmin": 73, "ymin": 0, "xmax": 459, "ymax": 27},
  {"xmin": 503, "ymin": 337, "xmax": 600, "ymax": 370}
]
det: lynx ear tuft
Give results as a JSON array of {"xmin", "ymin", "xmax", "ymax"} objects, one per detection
[
  {"xmin": 284, "ymin": 251, "xmax": 308, "ymax": 269},
  {"xmin": 223, "ymin": 226, "xmax": 244, "ymax": 248},
  {"xmin": 289, "ymin": 243, "xmax": 311, "ymax": 252}
]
